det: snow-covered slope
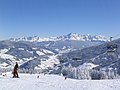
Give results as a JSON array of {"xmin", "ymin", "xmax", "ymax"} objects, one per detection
[
  {"xmin": 56, "ymin": 38, "xmax": 120, "ymax": 76},
  {"xmin": 0, "ymin": 73, "xmax": 120, "ymax": 90},
  {"xmin": 35, "ymin": 40, "xmax": 104, "ymax": 54},
  {"xmin": 0, "ymin": 41, "xmax": 59, "ymax": 71}
]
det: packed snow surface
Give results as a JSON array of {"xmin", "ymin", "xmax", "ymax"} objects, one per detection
[{"xmin": 0, "ymin": 73, "xmax": 120, "ymax": 90}]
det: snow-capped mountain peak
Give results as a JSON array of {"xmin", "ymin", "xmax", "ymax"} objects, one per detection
[
  {"xmin": 56, "ymin": 33, "xmax": 108, "ymax": 41},
  {"xmin": 9, "ymin": 33, "xmax": 109, "ymax": 42}
]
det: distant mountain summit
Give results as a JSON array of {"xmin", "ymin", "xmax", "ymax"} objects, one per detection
[{"xmin": 9, "ymin": 33, "xmax": 109, "ymax": 42}]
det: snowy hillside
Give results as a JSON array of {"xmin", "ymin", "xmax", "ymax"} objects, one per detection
[
  {"xmin": 0, "ymin": 41, "xmax": 59, "ymax": 72},
  {"xmin": 0, "ymin": 73, "xmax": 120, "ymax": 90},
  {"xmin": 56, "ymin": 38, "xmax": 120, "ymax": 77},
  {"xmin": 35, "ymin": 40, "xmax": 102, "ymax": 54}
]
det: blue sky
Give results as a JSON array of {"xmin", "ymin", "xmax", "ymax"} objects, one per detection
[{"xmin": 0, "ymin": 0, "xmax": 120, "ymax": 40}]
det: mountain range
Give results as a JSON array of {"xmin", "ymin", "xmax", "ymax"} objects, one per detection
[
  {"xmin": 1, "ymin": 33, "xmax": 120, "ymax": 75},
  {"xmin": 10, "ymin": 33, "xmax": 108, "ymax": 42}
]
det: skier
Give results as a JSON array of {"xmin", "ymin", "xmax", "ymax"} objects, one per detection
[
  {"xmin": 37, "ymin": 75, "xmax": 39, "ymax": 78},
  {"xmin": 12, "ymin": 62, "xmax": 19, "ymax": 78},
  {"xmin": 65, "ymin": 76, "xmax": 67, "ymax": 80}
]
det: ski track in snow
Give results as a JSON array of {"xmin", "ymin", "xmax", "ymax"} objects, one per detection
[{"xmin": 0, "ymin": 73, "xmax": 120, "ymax": 90}]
